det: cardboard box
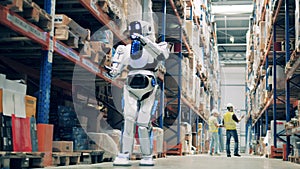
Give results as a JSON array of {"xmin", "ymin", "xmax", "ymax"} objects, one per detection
[
  {"xmin": 0, "ymin": 89, "xmax": 2, "ymax": 113},
  {"xmin": 37, "ymin": 124, "xmax": 54, "ymax": 152},
  {"xmin": 89, "ymin": 41, "xmax": 103, "ymax": 52},
  {"xmin": 25, "ymin": 95, "xmax": 36, "ymax": 118},
  {"xmin": 66, "ymin": 31, "xmax": 79, "ymax": 48},
  {"xmin": 23, "ymin": 2, "xmax": 40, "ymax": 23},
  {"xmin": 68, "ymin": 20, "xmax": 90, "ymax": 41},
  {"xmin": 185, "ymin": 20, "xmax": 194, "ymax": 45},
  {"xmin": 7, "ymin": 0, "xmax": 23, "ymax": 12},
  {"xmin": 38, "ymin": 19, "xmax": 52, "ymax": 32},
  {"xmin": 52, "ymin": 141, "xmax": 73, "ymax": 152},
  {"xmin": 294, "ymin": 148, "xmax": 300, "ymax": 157},
  {"xmin": 80, "ymin": 41, "xmax": 92, "ymax": 57}
]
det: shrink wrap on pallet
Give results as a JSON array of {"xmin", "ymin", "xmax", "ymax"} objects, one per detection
[
  {"xmin": 88, "ymin": 132, "xmax": 119, "ymax": 156},
  {"xmin": 153, "ymin": 127, "xmax": 164, "ymax": 154}
]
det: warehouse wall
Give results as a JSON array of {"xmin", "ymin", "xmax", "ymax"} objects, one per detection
[
  {"xmin": 220, "ymin": 65, "xmax": 247, "ymax": 151},
  {"xmin": 220, "ymin": 65, "xmax": 246, "ymax": 110}
]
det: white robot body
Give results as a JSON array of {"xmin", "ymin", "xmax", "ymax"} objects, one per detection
[
  {"xmin": 112, "ymin": 21, "xmax": 169, "ymax": 166},
  {"xmin": 126, "ymin": 70, "xmax": 156, "ymax": 100}
]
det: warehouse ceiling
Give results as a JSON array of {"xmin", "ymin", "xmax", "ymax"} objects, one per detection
[{"xmin": 211, "ymin": 0, "xmax": 253, "ymax": 64}]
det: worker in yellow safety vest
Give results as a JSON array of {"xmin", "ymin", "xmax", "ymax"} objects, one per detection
[
  {"xmin": 223, "ymin": 103, "xmax": 244, "ymax": 157},
  {"xmin": 208, "ymin": 109, "xmax": 222, "ymax": 156}
]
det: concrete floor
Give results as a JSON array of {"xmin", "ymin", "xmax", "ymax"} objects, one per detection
[{"xmin": 36, "ymin": 153, "xmax": 300, "ymax": 169}]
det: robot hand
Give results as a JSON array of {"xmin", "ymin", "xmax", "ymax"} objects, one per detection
[
  {"xmin": 110, "ymin": 68, "xmax": 119, "ymax": 78},
  {"xmin": 132, "ymin": 33, "xmax": 150, "ymax": 46},
  {"xmin": 132, "ymin": 33, "xmax": 168, "ymax": 60},
  {"xmin": 104, "ymin": 65, "xmax": 119, "ymax": 78}
]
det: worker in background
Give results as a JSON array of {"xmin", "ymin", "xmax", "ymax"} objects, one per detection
[
  {"xmin": 223, "ymin": 103, "xmax": 244, "ymax": 157},
  {"xmin": 208, "ymin": 109, "xmax": 222, "ymax": 156}
]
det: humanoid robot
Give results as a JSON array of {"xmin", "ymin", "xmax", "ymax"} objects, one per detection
[{"xmin": 108, "ymin": 21, "xmax": 169, "ymax": 166}]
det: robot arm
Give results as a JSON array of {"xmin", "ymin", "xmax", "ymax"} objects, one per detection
[
  {"xmin": 133, "ymin": 33, "xmax": 169, "ymax": 61},
  {"xmin": 107, "ymin": 45, "xmax": 129, "ymax": 78}
]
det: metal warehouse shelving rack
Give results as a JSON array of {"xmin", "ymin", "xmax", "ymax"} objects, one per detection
[
  {"xmin": 152, "ymin": 0, "xmax": 202, "ymax": 155},
  {"xmin": 0, "ymin": 0, "xmax": 221, "ymax": 157},
  {"xmin": 246, "ymin": 0, "xmax": 300, "ymax": 161},
  {"xmin": 0, "ymin": 0, "xmax": 124, "ymax": 123},
  {"xmin": 152, "ymin": 0, "xmax": 221, "ymax": 155}
]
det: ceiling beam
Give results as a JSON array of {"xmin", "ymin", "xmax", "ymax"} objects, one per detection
[
  {"xmin": 214, "ymin": 16, "xmax": 250, "ymax": 21},
  {"xmin": 217, "ymin": 43, "xmax": 247, "ymax": 46},
  {"xmin": 217, "ymin": 36, "xmax": 246, "ymax": 40},
  {"xmin": 219, "ymin": 52, "xmax": 246, "ymax": 57},
  {"xmin": 220, "ymin": 61, "xmax": 246, "ymax": 65},
  {"xmin": 211, "ymin": 1, "xmax": 253, "ymax": 5},
  {"xmin": 219, "ymin": 50, "xmax": 246, "ymax": 53},
  {"xmin": 217, "ymin": 27, "xmax": 249, "ymax": 31}
]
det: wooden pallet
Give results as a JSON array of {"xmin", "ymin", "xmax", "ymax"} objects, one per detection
[
  {"xmin": 269, "ymin": 146, "xmax": 283, "ymax": 158},
  {"xmin": 166, "ymin": 143, "xmax": 183, "ymax": 156},
  {"xmin": 76, "ymin": 150, "xmax": 104, "ymax": 164},
  {"xmin": 2, "ymin": 0, "xmax": 52, "ymax": 31},
  {"xmin": 288, "ymin": 156, "xmax": 300, "ymax": 164},
  {"xmin": 0, "ymin": 152, "xmax": 27, "ymax": 169},
  {"xmin": 0, "ymin": 151, "xmax": 45, "ymax": 169},
  {"xmin": 52, "ymin": 152, "xmax": 81, "ymax": 166},
  {"xmin": 27, "ymin": 152, "xmax": 48, "ymax": 168}
]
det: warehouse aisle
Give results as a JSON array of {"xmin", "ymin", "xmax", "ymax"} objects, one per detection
[{"xmin": 37, "ymin": 154, "xmax": 300, "ymax": 169}]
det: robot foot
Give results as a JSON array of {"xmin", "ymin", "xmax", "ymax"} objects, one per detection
[
  {"xmin": 139, "ymin": 155, "xmax": 154, "ymax": 166},
  {"xmin": 113, "ymin": 153, "xmax": 131, "ymax": 166}
]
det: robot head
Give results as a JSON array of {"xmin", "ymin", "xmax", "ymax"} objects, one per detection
[{"xmin": 128, "ymin": 21, "xmax": 154, "ymax": 40}]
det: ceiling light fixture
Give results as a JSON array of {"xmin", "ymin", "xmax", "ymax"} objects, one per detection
[{"xmin": 230, "ymin": 36, "xmax": 234, "ymax": 43}]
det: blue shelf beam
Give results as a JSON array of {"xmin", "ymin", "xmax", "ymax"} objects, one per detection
[
  {"xmin": 272, "ymin": 24, "xmax": 277, "ymax": 148},
  {"xmin": 37, "ymin": 51, "xmax": 52, "ymax": 124},
  {"xmin": 265, "ymin": 108, "xmax": 269, "ymax": 134},
  {"xmin": 37, "ymin": 0, "xmax": 55, "ymax": 124},
  {"xmin": 260, "ymin": 117, "xmax": 263, "ymax": 136},
  {"xmin": 285, "ymin": 0, "xmax": 291, "ymax": 159},
  {"xmin": 177, "ymin": 25, "xmax": 182, "ymax": 144}
]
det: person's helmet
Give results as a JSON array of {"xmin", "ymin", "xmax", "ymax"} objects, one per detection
[
  {"xmin": 212, "ymin": 109, "xmax": 219, "ymax": 115},
  {"xmin": 226, "ymin": 103, "xmax": 234, "ymax": 108}
]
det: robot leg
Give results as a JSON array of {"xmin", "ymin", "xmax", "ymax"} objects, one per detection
[
  {"xmin": 113, "ymin": 87, "xmax": 137, "ymax": 166},
  {"xmin": 137, "ymin": 86, "xmax": 158, "ymax": 166},
  {"xmin": 138, "ymin": 126, "xmax": 154, "ymax": 166}
]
